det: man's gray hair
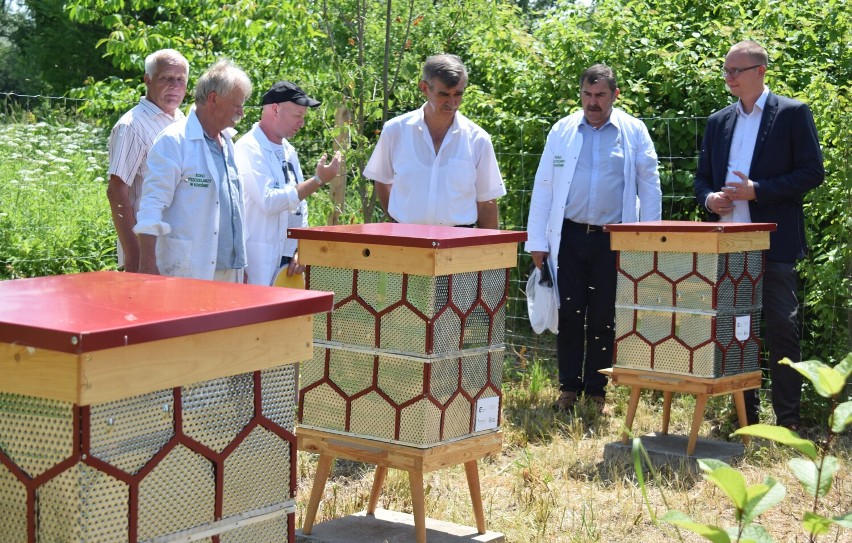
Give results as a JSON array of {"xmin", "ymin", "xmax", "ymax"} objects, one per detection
[
  {"xmin": 580, "ymin": 64, "xmax": 617, "ymax": 94},
  {"xmin": 144, "ymin": 49, "xmax": 189, "ymax": 77},
  {"xmin": 421, "ymin": 54, "xmax": 468, "ymax": 88},
  {"xmin": 194, "ymin": 59, "xmax": 252, "ymax": 105}
]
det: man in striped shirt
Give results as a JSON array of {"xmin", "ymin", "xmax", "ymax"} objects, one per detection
[{"xmin": 107, "ymin": 49, "xmax": 189, "ymax": 272}]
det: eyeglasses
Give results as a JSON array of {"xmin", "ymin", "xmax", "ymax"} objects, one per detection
[{"xmin": 722, "ymin": 65, "xmax": 763, "ymax": 79}]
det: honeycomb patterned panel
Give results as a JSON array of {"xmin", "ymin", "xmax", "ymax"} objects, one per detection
[
  {"xmin": 329, "ymin": 349, "xmax": 375, "ymax": 397},
  {"xmin": 331, "ymin": 300, "xmax": 376, "ymax": 347},
  {"xmin": 183, "ymin": 373, "xmax": 254, "ymax": 454},
  {"xmin": 614, "ymin": 332, "xmax": 652, "ymax": 370},
  {"xmin": 308, "ymin": 266, "xmax": 354, "ymax": 307},
  {"xmin": 674, "ymin": 275, "xmax": 714, "ymax": 311},
  {"xmin": 36, "ymin": 466, "xmax": 83, "ymax": 542},
  {"xmin": 0, "ymin": 462, "xmax": 27, "ymax": 543},
  {"xmin": 47, "ymin": 465, "xmax": 128, "ymax": 543},
  {"xmin": 261, "ymin": 364, "xmax": 299, "ymax": 432},
  {"xmin": 635, "ymin": 310, "xmax": 673, "ymax": 345},
  {"xmin": 300, "ymin": 384, "xmax": 347, "ymax": 432},
  {"xmin": 89, "ymin": 389, "xmax": 174, "ymax": 475},
  {"xmin": 358, "ymin": 270, "xmax": 403, "ymax": 312},
  {"xmin": 406, "ymin": 275, "xmax": 439, "ymax": 317},
  {"xmin": 349, "ymin": 392, "xmax": 396, "ymax": 440},
  {"xmin": 481, "ymin": 269, "xmax": 507, "ymax": 311},
  {"xmin": 636, "ymin": 274, "xmax": 674, "ymax": 308},
  {"xmin": 220, "ymin": 513, "xmax": 290, "ymax": 543},
  {"xmin": 618, "ymin": 250, "xmax": 655, "ymax": 279},
  {"xmin": 489, "ymin": 351, "xmax": 505, "ymax": 388},
  {"xmin": 398, "ymin": 400, "xmax": 441, "ymax": 445},
  {"xmin": 377, "ymin": 356, "xmax": 425, "ymax": 405},
  {"xmin": 223, "ymin": 427, "xmax": 292, "ymax": 516},
  {"xmin": 450, "ymin": 272, "xmax": 479, "ymax": 313},
  {"xmin": 429, "ymin": 357, "xmax": 461, "ymax": 404},
  {"xmin": 462, "ymin": 306, "xmax": 491, "ymax": 349},
  {"xmin": 0, "ymin": 394, "xmax": 74, "ymax": 478},
  {"xmin": 676, "ymin": 312, "xmax": 713, "ymax": 348},
  {"xmin": 300, "ymin": 347, "xmax": 327, "ymax": 389},
  {"xmin": 380, "ymin": 305, "xmax": 428, "ymax": 354},
  {"xmin": 695, "ymin": 253, "xmax": 722, "ymax": 284},
  {"xmin": 657, "ymin": 252, "xmax": 695, "ymax": 282},
  {"xmin": 432, "ymin": 310, "xmax": 463, "ymax": 354},
  {"xmin": 615, "ymin": 275, "xmax": 636, "ymax": 305},
  {"xmin": 461, "ymin": 352, "xmax": 488, "ymax": 394},
  {"xmin": 442, "ymin": 395, "xmax": 472, "ymax": 440},
  {"xmin": 653, "ymin": 339, "xmax": 694, "ymax": 374},
  {"xmin": 137, "ymin": 444, "xmax": 215, "ymax": 541}
]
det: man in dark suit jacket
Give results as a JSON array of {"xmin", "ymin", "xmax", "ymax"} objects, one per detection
[{"xmin": 694, "ymin": 40, "xmax": 824, "ymax": 430}]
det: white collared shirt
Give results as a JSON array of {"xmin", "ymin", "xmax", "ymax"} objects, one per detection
[
  {"xmin": 363, "ymin": 104, "xmax": 506, "ymax": 226},
  {"xmin": 721, "ymin": 86, "xmax": 770, "ymax": 223}
]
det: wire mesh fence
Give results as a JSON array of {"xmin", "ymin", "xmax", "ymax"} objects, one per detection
[{"xmin": 1, "ymin": 92, "xmax": 848, "ymax": 376}]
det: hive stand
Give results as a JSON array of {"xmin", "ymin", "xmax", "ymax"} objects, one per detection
[
  {"xmin": 298, "ymin": 427, "xmax": 502, "ymax": 543},
  {"xmin": 602, "ymin": 367, "xmax": 761, "ymax": 455}
]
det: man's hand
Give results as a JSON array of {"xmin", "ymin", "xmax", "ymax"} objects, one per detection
[
  {"xmin": 287, "ymin": 253, "xmax": 306, "ymax": 276},
  {"xmin": 315, "ymin": 151, "xmax": 342, "ymax": 184},
  {"xmin": 531, "ymin": 251, "xmax": 548, "ymax": 270},
  {"xmin": 706, "ymin": 192, "xmax": 734, "ymax": 215},
  {"xmin": 721, "ymin": 171, "xmax": 756, "ymax": 201}
]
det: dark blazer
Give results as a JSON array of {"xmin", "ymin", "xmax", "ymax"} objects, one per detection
[{"xmin": 694, "ymin": 92, "xmax": 824, "ymax": 262}]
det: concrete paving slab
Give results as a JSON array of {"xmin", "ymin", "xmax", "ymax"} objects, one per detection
[
  {"xmin": 603, "ymin": 432, "xmax": 746, "ymax": 472},
  {"xmin": 295, "ymin": 508, "xmax": 505, "ymax": 543}
]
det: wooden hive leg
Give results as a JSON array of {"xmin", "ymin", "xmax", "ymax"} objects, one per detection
[
  {"xmin": 622, "ymin": 386, "xmax": 642, "ymax": 444},
  {"xmin": 464, "ymin": 460, "xmax": 486, "ymax": 534},
  {"xmin": 367, "ymin": 465, "xmax": 388, "ymax": 515},
  {"xmin": 409, "ymin": 469, "xmax": 427, "ymax": 543},
  {"xmin": 732, "ymin": 390, "xmax": 751, "ymax": 445},
  {"xmin": 687, "ymin": 394, "xmax": 709, "ymax": 456},
  {"xmin": 302, "ymin": 454, "xmax": 334, "ymax": 535},
  {"xmin": 661, "ymin": 391, "xmax": 674, "ymax": 435}
]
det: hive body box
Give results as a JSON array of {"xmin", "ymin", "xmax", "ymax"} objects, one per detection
[
  {"xmin": 0, "ymin": 272, "xmax": 332, "ymax": 543},
  {"xmin": 607, "ymin": 221, "xmax": 776, "ymax": 378},
  {"xmin": 289, "ymin": 224, "xmax": 526, "ymax": 447}
]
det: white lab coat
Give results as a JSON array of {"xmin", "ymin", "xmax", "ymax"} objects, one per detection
[
  {"xmin": 525, "ymin": 108, "xmax": 662, "ymax": 303},
  {"xmin": 134, "ymin": 110, "xmax": 241, "ymax": 280},
  {"xmin": 234, "ymin": 123, "xmax": 307, "ymax": 286}
]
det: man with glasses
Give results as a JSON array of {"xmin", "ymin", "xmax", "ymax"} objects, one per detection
[
  {"xmin": 234, "ymin": 81, "xmax": 341, "ymax": 286},
  {"xmin": 694, "ymin": 40, "xmax": 824, "ymax": 431},
  {"xmin": 135, "ymin": 60, "xmax": 253, "ymax": 283}
]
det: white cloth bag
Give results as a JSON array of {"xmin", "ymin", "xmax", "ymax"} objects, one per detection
[{"xmin": 526, "ymin": 262, "xmax": 559, "ymax": 334}]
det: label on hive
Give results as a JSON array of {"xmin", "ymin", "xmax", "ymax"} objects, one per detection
[{"xmin": 474, "ymin": 396, "xmax": 500, "ymax": 432}]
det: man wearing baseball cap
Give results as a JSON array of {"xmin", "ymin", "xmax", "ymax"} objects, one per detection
[{"xmin": 234, "ymin": 80, "xmax": 341, "ymax": 286}]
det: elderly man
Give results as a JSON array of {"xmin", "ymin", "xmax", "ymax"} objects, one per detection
[
  {"xmin": 694, "ymin": 40, "xmax": 824, "ymax": 430},
  {"xmin": 107, "ymin": 49, "xmax": 188, "ymax": 272},
  {"xmin": 363, "ymin": 54, "xmax": 506, "ymax": 228},
  {"xmin": 526, "ymin": 64, "xmax": 662, "ymax": 415},
  {"xmin": 234, "ymin": 81, "xmax": 341, "ymax": 286},
  {"xmin": 135, "ymin": 59, "xmax": 252, "ymax": 282}
]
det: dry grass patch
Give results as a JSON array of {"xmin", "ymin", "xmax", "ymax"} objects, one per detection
[{"xmin": 295, "ymin": 358, "xmax": 851, "ymax": 542}]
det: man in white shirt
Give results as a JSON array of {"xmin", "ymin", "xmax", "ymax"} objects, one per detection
[
  {"xmin": 135, "ymin": 60, "xmax": 253, "ymax": 282},
  {"xmin": 234, "ymin": 81, "xmax": 341, "ymax": 286},
  {"xmin": 107, "ymin": 49, "xmax": 188, "ymax": 272},
  {"xmin": 526, "ymin": 64, "xmax": 662, "ymax": 415},
  {"xmin": 363, "ymin": 54, "xmax": 506, "ymax": 228}
]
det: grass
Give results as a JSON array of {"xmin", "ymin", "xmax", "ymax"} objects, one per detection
[{"xmin": 295, "ymin": 353, "xmax": 852, "ymax": 542}]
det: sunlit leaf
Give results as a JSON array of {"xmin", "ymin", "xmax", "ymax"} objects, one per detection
[
  {"xmin": 742, "ymin": 477, "xmax": 785, "ymax": 524},
  {"xmin": 734, "ymin": 424, "xmax": 818, "ymax": 460},
  {"xmin": 780, "ymin": 358, "xmax": 844, "ymax": 397},
  {"xmin": 788, "ymin": 456, "xmax": 838, "ymax": 498},
  {"xmin": 831, "ymin": 401, "xmax": 852, "ymax": 433},
  {"xmin": 803, "ymin": 512, "xmax": 833, "ymax": 536},
  {"xmin": 661, "ymin": 511, "xmax": 731, "ymax": 543}
]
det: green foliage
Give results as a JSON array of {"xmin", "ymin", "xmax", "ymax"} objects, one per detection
[
  {"xmin": 0, "ymin": 121, "xmax": 114, "ymax": 279},
  {"xmin": 646, "ymin": 354, "xmax": 852, "ymax": 543}
]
